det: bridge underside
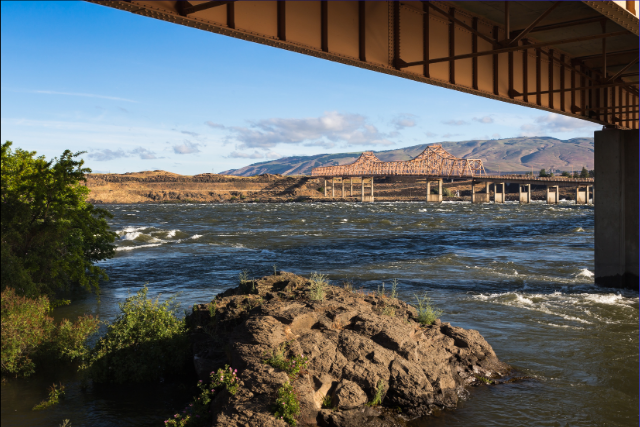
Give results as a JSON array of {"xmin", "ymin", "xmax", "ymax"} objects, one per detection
[
  {"xmin": 92, "ymin": 0, "xmax": 638, "ymax": 128},
  {"xmin": 89, "ymin": 1, "xmax": 639, "ymax": 289}
]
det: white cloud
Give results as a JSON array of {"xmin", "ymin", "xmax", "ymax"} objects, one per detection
[
  {"xmin": 425, "ymin": 131, "xmax": 438, "ymax": 138},
  {"xmin": 391, "ymin": 114, "xmax": 417, "ymax": 130},
  {"xmin": 87, "ymin": 148, "xmax": 127, "ymax": 161},
  {"xmin": 441, "ymin": 133, "xmax": 462, "ymax": 139},
  {"xmin": 130, "ymin": 147, "xmax": 159, "ymax": 160},
  {"xmin": 228, "ymin": 150, "xmax": 264, "ymax": 159},
  {"xmin": 473, "ymin": 116, "xmax": 494, "ymax": 124},
  {"xmin": 442, "ymin": 119, "xmax": 468, "ymax": 126},
  {"xmin": 265, "ymin": 151, "xmax": 282, "ymax": 159},
  {"xmin": 172, "ymin": 140, "xmax": 203, "ymax": 154},
  {"xmin": 223, "ymin": 111, "xmax": 395, "ymax": 149},
  {"xmin": 205, "ymin": 121, "xmax": 226, "ymax": 129},
  {"xmin": 520, "ymin": 113, "xmax": 600, "ymax": 136}
]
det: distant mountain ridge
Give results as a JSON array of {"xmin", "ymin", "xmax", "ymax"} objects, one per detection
[{"xmin": 221, "ymin": 137, "xmax": 594, "ymax": 176}]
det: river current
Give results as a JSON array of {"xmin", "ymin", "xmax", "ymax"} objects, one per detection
[{"xmin": 2, "ymin": 201, "xmax": 638, "ymax": 426}]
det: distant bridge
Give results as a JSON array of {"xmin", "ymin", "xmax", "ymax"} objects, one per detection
[{"xmin": 311, "ymin": 144, "xmax": 594, "ymax": 204}]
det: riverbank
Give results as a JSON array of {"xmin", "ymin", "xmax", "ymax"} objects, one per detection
[
  {"xmin": 187, "ymin": 272, "xmax": 510, "ymax": 426},
  {"xmin": 86, "ymin": 171, "xmax": 581, "ymax": 204}
]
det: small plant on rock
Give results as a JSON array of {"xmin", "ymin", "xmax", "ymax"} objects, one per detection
[
  {"xmin": 377, "ymin": 283, "xmax": 386, "ymax": 298},
  {"xmin": 475, "ymin": 375, "xmax": 493, "ymax": 385},
  {"xmin": 382, "ymin": 305, "xmax": 396, "ymax": 317},
  {"xmin": 273, "ymin": 381, "xmax": 300, "ymax": 426},
  {"xmin": 165, "ymin": 365, "xmax": 240, "ymax": 426},
  {"xmin": 308, "ymin": 272, "xmax": 328, "ymax": 301},
  {"xmin": 321, "ymin": 395, "xmax": 333, "ymax": 409},
  {"xmin": 32, "ymin": 383, "xmax": 65, "ymax": 411},
  {"xmin": 264, "ymin": 342, "xmax": 309, "ymax": 380},
  {"xmin": 413, "ymin": 291, "xmax": 443, "ymax": 326},
  {"xmin": 366, "ymin": 379, "xmax": 386, "ymax": 407},
  {"xmin": 342, "ymin": 280, "xmax": 354, "ymax": 292},
  {"xmin": 390, "ymin": 279, "xmax": 399, "ymax": 299}
]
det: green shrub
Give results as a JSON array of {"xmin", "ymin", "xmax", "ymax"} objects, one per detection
[
  {"xmin": 264, "ymin": 342, "xmax": 309, "ymax": 380},
  {"xmin": 88, "ymin": 286, "xmax": 189, "ymax": 383},
  {"xmin": 1, "ymin": 288, "xmax": 99, "ymax": 377},
  {"xmin": 442, "ymin": 187, "xmax": 452, "ymax": 197},
  {"xmin": 273, "ymin": 381, "xmax": 300, "ymax": 426},
  {"xmin": 1, "ymin": 142, "xmax": 116, "ymax": 297},
  {"xmin": 366, "ymin": 379, "xmax": 386, "ymax": 407},
  {"xmin": 308, "ymin": 272, "xmax": 328, "ymax": 301},
  {"xmin": 165, "ymin": 365, "xmax": 240, "ymax": 427},
  {"xmin": 412, "ymin": 291, "xmax": 443, "ymax": 326},
  {"xmin": 32, "ymin": 383, "xmax": 65, "ymax": 411}
]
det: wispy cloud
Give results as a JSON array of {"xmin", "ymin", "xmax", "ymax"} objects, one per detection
[
  {"xmin": 391, "ymin": 114, "xmax": 417, "ymax": 130},
  {"xmin": 520, "ymin": 113, "xmax": 599, "ymax": 136},
  {"xmin": 473, "ymin": 116, "xmax": 494, "ymax": 124},
  {"xmin": 441, "ymin": 133, "xmax": 462, "ymax": 139},
  {"xmin": 425, "ymin": 131, "xmax": 438, "ymax": 138},
  {"xmin": 172, "ymin": 140, "xmax": 203, "ymax": 154},
  {"xmin": 218, "ymin": 111, "xmax": 396, "ymax": 149},
  {"xmin": 180, "ymin": 130, "xmax": 199, "ymax": 137},
  {"xmin": 28, "ymin": 90, "xmax": 137, "ymax": 103},
  {"xmin": 228, "ymin": 150, "xmax": 264, "ymax": 159},
  {"xmin": 87, "ymin": 146, "xmax": 161, "ymax": 161},
  {"xmin": 205, "ymin": 121, "xmax": 226, "ymax": 129},
  {"xmin": 442, "ymin": 119, "xmax": 468, "ymax": 126}
]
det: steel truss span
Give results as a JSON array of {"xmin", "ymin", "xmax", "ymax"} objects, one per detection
[
  {"xmin": 90, "ymin": 1, "xmax": 639, "ymax": 129},
  {"xmin": 311, "ymin": 144, "xmax": 486, "ymax": 178}
]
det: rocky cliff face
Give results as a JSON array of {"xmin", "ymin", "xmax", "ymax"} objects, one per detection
[{"xmin": 189, "ymin": 273, "xmax": 510, "ymax": 426}]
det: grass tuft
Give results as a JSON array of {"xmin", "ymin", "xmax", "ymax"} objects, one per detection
[
  {"xmin": 308, "ymin": 272, "xmax": 328, "ymax": 301},
  {"xmin": 413, "ymin": 291, "xmax": 443, "ymax": 326},
  {"xmin": 366, "ymin": 379, "xmax": 386, "ymax": 407}
]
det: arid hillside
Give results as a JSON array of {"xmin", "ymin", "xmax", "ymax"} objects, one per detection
[
  {"xmin": 86, "ymin": 171, "xmax": 579, "ymax": 204},
  {"xmin": 221, "ymin": 137, "xmax": 594, "ymax": 176}
]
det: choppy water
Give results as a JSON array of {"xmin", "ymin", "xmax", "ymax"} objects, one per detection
[{"xmin": 2, "ymin": 201, "xmax": 638, "ymax": 427}]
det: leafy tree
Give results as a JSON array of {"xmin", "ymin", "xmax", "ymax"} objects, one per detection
[
  {"xmin": 580, "ymin": 166, "xmax": 589, "ymax": 178},
  {"xmin": 561, "ymin": 171, "xmax": 570, "ymax": 177},
  {"xmin": 1, "ymin": 142, "xmax": 116, "ymax": 296},
  {"xmin": 539, "ymin": 169, "xmax": 547, "ymax": 177}
]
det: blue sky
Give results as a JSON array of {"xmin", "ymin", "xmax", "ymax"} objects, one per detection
[{"xmin": 1, "ymin": 1, "xmax": 600, "ymax": 174}]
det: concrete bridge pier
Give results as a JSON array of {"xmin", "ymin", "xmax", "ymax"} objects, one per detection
[
  {"xmin": 426, "ymin": 178, "xmax": 443, "ymax": 203},
  {"xmin": 472, "ymin": 180, "xmax": 490, "ymax": 204},
  {"xmin": 494, "ymin": 183, "xmax": 506, "ymax": 203},
  {"xmin": 361, "ymin": 177, "xmax": 374, "ymax": 202},
  {"xmin": 546, "ymin": 186, "xmax": 559, "ymax": 204},
  {"xmin": 324, "ymin": 179, "xmax": 327, "ymax": 197},
  {"xmin": 594, "ymin": 129, "xmax": 638, "ymax": 290},
  {"xmin": 349, "ymin": 178, "xmax": 353, "ymax": 197},
  {"xmin": 519, "ymin": 184, "xmax": 531, "ymax": 204}
]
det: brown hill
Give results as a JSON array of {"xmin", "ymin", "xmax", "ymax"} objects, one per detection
[{"xmin": 222, "ymin": 137, "xmax": 594, "ymax": 176}]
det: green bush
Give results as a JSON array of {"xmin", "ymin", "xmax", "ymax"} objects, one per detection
[
  {"xmin": 32, "ymin": 383, "xmax": 66, "ymax": 411},
  {"xmin": 412, "ymin": 291, "xmax": 443, "ymax": 326},
  {"xmin": 1, "ymin": 288, "xmax": 99, "ymax": 377},
  {"xmin": 273, "ymin": 381, "xmax": 301, "ymax": 426},
  {"xmin": 1, "ymin": 142, "xmax": 116, "ymax": 297},
  {"xmin": 88, "ymin": 286, "xmax": 189, "ymax": 383},
  {"xmin": 308, "ymin": 272, "xmax": 328, "ymax": 301}
]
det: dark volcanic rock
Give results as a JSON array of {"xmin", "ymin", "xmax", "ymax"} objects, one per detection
[{"xmin": 189, "ymin": 273, "xmax": 510, "ymax": 426}]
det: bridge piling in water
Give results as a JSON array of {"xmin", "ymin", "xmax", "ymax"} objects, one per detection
[
  {"xmin": 519, "ymin": 184, "xmax": 531, "ymax": 204},
  {"xmin": 494, "ymin": 183, "xmax": 505, "ymax": 203},
  {"xmin": 546, "ymin": 186, "xmax": 559, "ymax": 204},
  {"xmin": 426, "ymin": 178, "xmax": 443, "ymax": 203},
  {"xmin": 472, "ymin": 180, "xmax": 490, "ymax": 204}
]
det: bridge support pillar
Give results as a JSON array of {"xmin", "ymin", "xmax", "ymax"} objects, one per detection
[
  {"xmin": 594, "ymin": 128, "xmax": 638, "ymax": 290},
  {"xmin": 350, "ymin": 178, "xmax": 353, "ymax": 197},
  {"xmin": 324, "ymin": 179, "xmax": 327, "ymax": 197},
  {"xmin": 575, "ymin": 186, "xmax": 587, "ymax": 205},
  {"xmin": 472, "ymin": 180, "xmax": 490, "ymax": 203},
  {"xmin": 361, "ymin": 177, "xmax": 374, "ymax": 202},
  {"xmin": 494, "ymin": 183, "xmax": 505, "ymax": 203},
  {"xmin": 426, "ymin": 178, "xmax": 443, "ymax": 203},
  {"xmin": 546, "ymin": 185, "xmax": 559, "ymax": 204},
  {"xmin": 341, "ymin": 178, "xmax": 345, "ymax": 198},
  {"xmin": 519, "ymin": 184, "xmax": 531, "ymax": 203}
]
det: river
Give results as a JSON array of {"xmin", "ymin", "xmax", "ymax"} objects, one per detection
[{"xmin": 1, "ymin": 201, "xmax": 638, "ymax": 426}]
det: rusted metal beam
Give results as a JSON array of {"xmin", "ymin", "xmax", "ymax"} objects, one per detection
[
  {"xmin": 472, "ymin": 17, "xmax": 478, "ymax": 90},
  {"xmin": 493, "ymin": 26, "xmax": 499, "ymax": 96},
  {"xmin": 423, "ymin": 1, "xmax": 430, "ymax": 79},
  {"xmin": 321, "ymin": 1, "xmax": 328, "ymax": 52},
  {"xmin": 519, "ymin": 81, "xmax": 637, "ymax": 96},
  {"xmin": 226, "ymin": 1, "xmax": 234, "ymax": 29},
  {"xmin": 420, "ymin": 2, "xmax": 497, "ymax": 47},
  {"xmin": 449, "ymin": 7, "xmax": 455, "ymax": 85},
  {"xmin": 277, "ymin": 1, "xmax": 285, "ymax": 41},
  {"xmin": 393, "ymin": 1, "xmax": 400, "ymax": 70},
  {"xmin": 397, "ymin": 31, "xmax": 629, "ymax": 67},
  {"xmin": 358, "ymin": 1, "xmax": 365, "ymax": 62},
  {"xmin": 507, "ymin": 1, "xmax": 560, "ymax": 46},
  {"xmin": 608, "ymin": 57, "xmax": 639, "ymax": 82},
  {"xmin": 573, "ymin": 48, "xmax": 639, "ymax": 63},
  {"xmin": 510, "ymin": 15, "xmax": 603, "ymax": 38},
  {"xmin": 179, "ymin": 1, "xmax": 233, "ymax": 16},
  {"xmin": 549, "ymin": 49, "xmax": 554, "ymax": 109}
]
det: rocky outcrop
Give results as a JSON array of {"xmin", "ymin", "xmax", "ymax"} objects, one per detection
[{"xmin": 189, "ymin": 273, "xmax": 510, "ymax": 426}]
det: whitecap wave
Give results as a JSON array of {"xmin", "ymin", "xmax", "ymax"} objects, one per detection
[
  {"xmin": 116, "ymin": 243, "xmax": 164, "ymax": 251},
  {"xmin": 190, "ymin": 234, "xmax": 203, "ymax": 239},
  {"xmin": 576, "ymin": 268, "xmax": 593, "ymax": 278}
]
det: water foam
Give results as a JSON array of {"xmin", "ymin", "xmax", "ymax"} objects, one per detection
[
  {"xmin": 576, "ymin": 268, "xmax": 594, "ymax": 278},
  {"xmin": 116, "ymin": 243, "xmax": 164, "ymax": 251}
]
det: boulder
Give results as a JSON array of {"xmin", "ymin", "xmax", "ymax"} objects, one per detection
[{"xmin": 189, "ymin": 272, "xmax": 511, "ymax": 426}]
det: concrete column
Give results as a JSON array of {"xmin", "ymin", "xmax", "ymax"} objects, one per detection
[
  {"xmin": 576, "ymin": 187, "xmax": 586, "ymax": 205},
  {"xmin": 341, "ymin": 178, "xmax": 344, "ymax": 198},
  {"xmin": 586, "ymin": 185, "xmax": 590, "ymax": 205},
  {"xmin": 426, "ymin": 179, "xmax": 443, "ymax": 203},
  {"xmin": 594, "ymin": 128, "xmax": 638, "ymax": 289},
  {"xmin": 519, "ymin": 184, "xmax": 530, "ymax": 203},
  {"xmin": 361, "ymin": 178, "xmax": 364, "ymax": 199},
  {"xmin": 324, "ymin": 179, "xmax": 327, "ymax": 197},
  {"xmin": 471, "ymin": 180, "xmax": 476, "ymax": 202},
  {"xmin": 494, "ymin": 183, "xmax": 505, "ymax": 203},
  {"xmin": 350, "ymin": 178, "xmax": 353, "ymax": 196},
  {"xmin": 331, "ymin": 177, "xmax": 335, "ymax": 198},
  {"xmin": 546, "ymin": 185, "xmax": 559, "ymax": 204}
]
